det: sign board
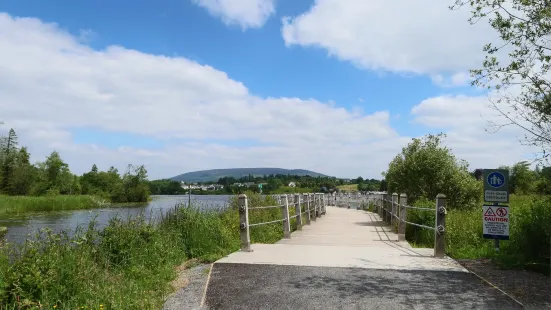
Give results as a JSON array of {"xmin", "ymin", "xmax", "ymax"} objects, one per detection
[
  {"xmin": 483, "ymin": 169, "xmax": 509, "ymax": 203},
  {"xmin": 483, "ymin": 205, "xmax": 509, "ymax": 240}
]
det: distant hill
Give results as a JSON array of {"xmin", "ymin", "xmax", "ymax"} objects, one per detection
[{"xmin": 170, "ymin": 168, "xmax": 329, "ymax": 183}]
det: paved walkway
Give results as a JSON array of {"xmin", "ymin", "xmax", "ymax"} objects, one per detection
[
  {"xmin": 217, "ymin": 207, "xmax": 466, "ymax": 271},
  {"xmin": 203, "ymin": 207, "xmax": 522, "ymax": 309}
]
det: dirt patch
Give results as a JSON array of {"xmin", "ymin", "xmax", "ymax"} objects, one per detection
[{"xmin": 458, "ymin": 258, "xmax": 550, "ymax": 309}]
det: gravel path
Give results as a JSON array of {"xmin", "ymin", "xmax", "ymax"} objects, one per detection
[
  {"xmin": 458, "ymin": 259, "xmax": 550, "ymax": 310},
  {"xmin": 163, "ymin": 264, "xmax": 211, "ymax": 310},
  {"xmin": 204, "ymin": 263, "xmax": 522, "ymax": 309}
]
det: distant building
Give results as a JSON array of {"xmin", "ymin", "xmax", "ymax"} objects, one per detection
[{"xmin": 288, "ymin": 182, "xmax": 296, "ymax": 187}]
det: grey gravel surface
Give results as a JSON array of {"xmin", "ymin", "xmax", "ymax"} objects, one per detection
[
  {"xmin": 163, "ymin": 264, "xmax": 211, "ymax": 310},
  {"xmin": 205, "ymin": 263, "xmax": 523, "ymax": 310}
]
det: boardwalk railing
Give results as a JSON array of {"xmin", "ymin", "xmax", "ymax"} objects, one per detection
[
  {"xmin": 330, "ymin": 191, "xmax": 447, "ymax": 258},
  {"xmin": 239, "ymin": 193, "xmax": 327, "ymax": 252}
]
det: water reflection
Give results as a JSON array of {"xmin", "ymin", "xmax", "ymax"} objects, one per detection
[{"xmin": 1, "ymin": 195, "xmax": 231, "ymax": 244}]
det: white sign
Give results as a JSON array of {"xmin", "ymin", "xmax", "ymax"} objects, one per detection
[
  {"xmin": 482, "ymin": 205, "xmax": 509, "ymax": 240},
  {"xmin": 484, "ymin": 190, "xmax": 508, "ymax": 202}
]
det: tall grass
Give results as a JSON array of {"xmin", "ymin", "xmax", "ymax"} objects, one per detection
[
  {"xmin": 404, "ymin": 195, "xmax": 551, "ymax": 274},
  {"xmin": 0, "ymin": 192, "xmax": 284, "ymax": 309},
  {"xmin": 0, "ymin": 195, "xmax": 104, "ymax": 217}
]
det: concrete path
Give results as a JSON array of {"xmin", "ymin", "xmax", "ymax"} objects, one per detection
[{"xmin": 204, "ymin": 207, "xmax": 522, "ymax": 309}]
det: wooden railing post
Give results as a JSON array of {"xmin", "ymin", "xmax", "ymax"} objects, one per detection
[
  {"xmin": 239, "ymin": 194, "xmax": 251, "ymax": 252},
  {"xmin": 304, "ymin": 193, "xmax": 311, "ymax": 224},
  {"xmin": 391, "ymin": 193, "xmax": 398, "ymax": 231},
  {"xmin": 282, "ymin": 194, "xmax": 291, "ymax": 239},
  {"xmin": 381, "ymin": 193, "xmax": 386, "ymax": 222},
  {"xmin": 310, "ymin": 194, "xmax": 317, "ymax": 222},
  {"xmin": 378, "ymin": 194, "xmax": 383, "ymax": 218},
  {"xmin": 386, "ymin": 193, "xmax": 392, "ymax": 224},
  {"xmin": 398, "ymin": 194, "xmax": 407, "ymax": 241},
  {"xmin": 316, "ymin": 194, "xmax": 321, "ymax": 218},
  {"xmin": 434, "ymin": 194, "xmax": 447, "ymax": 258},
  {"xmin": 321, "ymin": 193, "xmax": 326, "ymax": 214},
  {"xmin": 295, "ymin": 194, "xmax": 302, "ymax": 230}
]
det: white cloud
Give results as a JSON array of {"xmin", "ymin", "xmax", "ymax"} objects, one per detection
[
  {"xmin": 0, "ymin": 13, "xmax": 401, "ymax": 179},
  {"xmin": 411, "ymin": 95, "xmax": 539, "ymax": 169},
  {"xmin": 0, "ymin": 13, "xmax": 536, "ymax": 180},
  {"xmin": 431, "ymin": 72, "xmax": 472, "ymax": 88},
  {"xmin": 192, "ymin": 0, "xmax": 275, "ymax": 29},
  {"xmin": 281, "ymin": 0, "xmax": 496, "ymax": 79}
]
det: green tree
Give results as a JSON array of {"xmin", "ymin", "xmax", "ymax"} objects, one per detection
[
  {"xmin": 8, "ymin": 147, "xmax": 36, "ymax": 195},
  {"xmin": 383, "ymin": 134, "xmax": 481, "ymax": 209},
  {"xmin": 453, "ymin": 0, "xmax": 551, "ymax": 158},
  {"xmin": 1, "ymin": 129, "xmax": 19, "ymax": 192},
  {"xmin": 510, "ymin": 161, "xmax": 536, "ymax": 194},
  {"xmin": 33, "ymin": 151, "xmax": 74, "ymax": 195},
  {"xmin": 111, "ymin": 164, "xmax": 150, "ymax": 203}
]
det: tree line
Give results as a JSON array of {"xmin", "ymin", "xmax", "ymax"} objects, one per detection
[
  {"xmin": 148, "ymin": 174, "xmax": 384, "ymax": 195},
  {"xmin": 0, "ymin": 127, "xmax": 150, "ymax": 203}
]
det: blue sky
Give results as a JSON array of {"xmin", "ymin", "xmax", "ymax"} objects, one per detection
[{"xmin": 0, "ymin": 0, "xmax": 536, "ymax": 179}]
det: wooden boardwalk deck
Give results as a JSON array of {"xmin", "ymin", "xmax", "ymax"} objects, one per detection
[{"xmin": 217, "ymin": 206, "xmax": 466, "ymax": 272}]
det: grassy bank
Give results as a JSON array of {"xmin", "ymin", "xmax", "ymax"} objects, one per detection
[
  {"xmin": 0, "ymin": 195, "xmax": 105, "ymax": 217},
  {"xmin": 405, "ymin": 195, "xmax": 551, "ymax": 274},
  {"xmin": 267, "ymin": 186, "xmax": 313, "ymax": 194},
  {"xmin": 336, "ymin": 184, "xmax": 358, "ymax": 192},
  {"xmin": 0, "ymin": 192, "xmax": 286, "ymax": 309}
]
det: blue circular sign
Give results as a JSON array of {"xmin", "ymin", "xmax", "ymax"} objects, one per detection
[{"xmin": 487, "ymin": 171, "xmax": 505, "ymax": 188}]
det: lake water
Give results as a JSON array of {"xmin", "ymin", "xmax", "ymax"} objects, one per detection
[{"xmin": 0, "ymin": 195, "xmax": 232, "ymax": 245}]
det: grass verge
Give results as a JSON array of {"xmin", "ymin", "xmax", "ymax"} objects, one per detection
[
  {"xmin": 0, "ymin": 192, "xmax": 285, "ymax": 309},
  {"xmin": 336, "ymin": 184, "xmax": 358, "ymax": 192}
]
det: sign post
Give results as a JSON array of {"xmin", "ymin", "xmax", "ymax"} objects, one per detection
[{"xmin": 482, "ymin": 169, "xmax": 510, "ymax": 251}]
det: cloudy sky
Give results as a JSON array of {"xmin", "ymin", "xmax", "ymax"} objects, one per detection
[{"xmin": 0, "ymin": 0, "xmax": 538, "ymax": 179}]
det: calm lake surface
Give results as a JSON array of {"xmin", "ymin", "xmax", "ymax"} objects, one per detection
[{"xmin": 0, "ymin": 195, "xmax": 232, "ymax": 244}]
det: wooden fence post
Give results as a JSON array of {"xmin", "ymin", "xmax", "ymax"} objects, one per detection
[
  {"xmin": 434, "ymin": 194, "xmax": 447, "ymax": 258},
  {"xmin": 304, "ymin": 193, "xmax": 311, "ymax": 224},
  {"xmin": 382, "ymin": 193, "xmax": 387, "ymax": 222},
  {"xmin": 295, "ymin": 194, "xmax": 302, "ymax": 230},
  {"xmin": 398, "ymin": 194, "xmax": 407, "ymax": 241},
  {"xmin": 239, "ymin": 194, "xmax": 251, "ymax": 252},
  {"xmin": 386, "ymin": 193, "xmax": 392, "ymax": 224},
  {"xmin": 391, "ymin": 193, "xmax": 398, "ymax": 232},
  {"xmin": 316, "ymin": 194, "xmax": 321, "ymax": 218},
  {"xmin": 283, "ymin": 194, "xmax": 291, "ymax": 239},
  {"xmin": 378, "ymin": 194, "xmax": 383, "ymax": 218},
  {"xmin": 310, "ymin": 194, "xmax": 317, "ymax": 222}
]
